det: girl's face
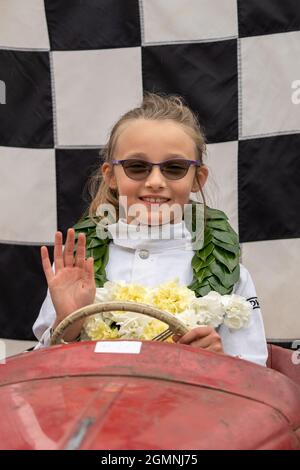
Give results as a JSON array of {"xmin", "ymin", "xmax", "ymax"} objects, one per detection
[{"xmin": 102, "ymin": 119, "xmax": 208, "ymax": 225}]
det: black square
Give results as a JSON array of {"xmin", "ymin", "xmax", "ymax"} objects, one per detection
[
  {"xmin": 238, "ymin": 134, "xmax": 300, "ymax": 242},
  {"xmin": 142, "ymin": 41, "xmax": 238, "ymax": 144},
  {"xmin": 56, "ymin": 148, "xmax": 103, "ymax": 236},
  {"xmin": 238, "ymin": 0, "xmax": 300, "ymax": 37},
  {"xmin": 0, "ymin": 50, "xmax": 53, "ymax": 148},
  {"xmin": 45, "ymin": 0, "xmax": 141, "ymax": 50},
  {"xmin": 0, "ymin": 244, "xmax": 53, "ymax": 340}
]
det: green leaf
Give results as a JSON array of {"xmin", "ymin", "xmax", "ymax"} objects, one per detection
[
  {"xmin": 210, "ymin": 261, "xmax": 228, "ymax": 285},
  {"xmin": 93, "ymin": 258, "xmax": 103, "ymax": 271},
  {"xmin": 208, "ymin": 276, "xmax": 233, "ymax": 295},
  {"xmin": 195, "ymin": 284, "xmax": 211, "ymax": 297},
  {"xmin": 102, "ymin": 245, "xmax": 110, "ymax": 267},
  {"xmin": 73, "ymin": 218, "xmax": 96, "ymax": 230},
  {"xmin": 212, "ymin": 238, "xmax": 240, "ymax": 255},
  {"xmin": 192, "ymin": 253, "xmax": 214, "ymax": 271},
  {"xmin": 210, "ymin": 261, "xmax": 240, "ymax": 289},
  {"xmin": 197, "ymin": 267, "xmax": 213, "ymax": 284},
  {"xmin": 202, "ymin": 230, "xmax": 213, "ymax": 248},
  {"xmin": 199, "ymin": 253, "xmax": 215, "ymax": 269},
  {"xmin": 95, "ymin": 272, "xmax": 107, "ymax": 287},
  {"xmin": 197, "ymin": 242, "xmax": 214, "ymax": 261},
  {"xmin": 229, "ymin": 264, "xmax": 240, "ymax": 284},
  {"xmin": 187, "ymin": 202, "xmax": 205, "ymax": 233},
  {"xmin": 86, "ymin": 227, "xmax": 97, "ymax": 238},
  {"xmin": 213, "ymin": 246, "xmax": 237, "ymax": 272},
  {"xmin": 88, "ymin": 238, "xmax": 106, "ymax": 249},
  {"xmin": 206, "ymin": 219, "xmax": 229, "ymax": 231},
  {"xmin": 91, "ymin": 245, "xmax": 107, "ymax": 259},
  {"xmin": 206, "ymin": 207, "xmax": 228, "ymax": 221},
  {"xmin": 213, "ymin": 229, "xmax": 238, "ymax": 245},
  {"xmin": 94, "ymin": 272, "xmax": 104, "ymax": 280},
  {"xmin": 192, "ymin": 256, "xmax": 203, "ymax": 272}
]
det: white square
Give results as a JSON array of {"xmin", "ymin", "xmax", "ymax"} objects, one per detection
[
  {"xmin": 204, "ymin": 141, "xmax": 238, "ymax": 234},
  {"xmin": 94, "ymin": 341, "xmax": 142, "ymax": 354},
  {"xmin": 0, "ymin": 0, "xmax": 49, "ymax": 49},
  {"xmin": 241, "ymin": 238, "xmax": 300, "ymax": 341},
  {"xmin": 0, "ymin": 147, "xmax": 56, "ymax": 244},
  {"xmin": 142, "ymin": 0, "xmax": 238, "ymax": 43},
  {"xmin": 52, "ymin": 48, "xmax": 143, "ymax": 146},
  {"xmin": 240, "ymin": 31, "xmax": 300, "ymax": 138}
]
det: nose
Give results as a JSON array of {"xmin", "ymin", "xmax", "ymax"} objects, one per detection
[{"xmin": 144, "ymin": 165, "xmax": 167, "ymax": 189}]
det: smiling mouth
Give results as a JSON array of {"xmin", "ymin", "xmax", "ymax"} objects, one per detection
[{"xmin": 139, "ymin": 197, "xmax": 171, "ymax": 204}]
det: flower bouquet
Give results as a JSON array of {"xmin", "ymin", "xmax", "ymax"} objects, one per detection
[{"xmin": 81, "ymin": 279, "xmax": 252, "ymax": 342}]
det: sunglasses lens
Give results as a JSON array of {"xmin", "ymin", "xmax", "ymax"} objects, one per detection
[
  {"xmin": 121, "ymin": 159, "xmax": 192, "ymax": 180},
  {"xmin": 122, "ymin": 160, "xmax": 150, "ymax": 180},
  {"xmin": 161, "ymin": 160, "xmax": 189, "ymax": 179}
]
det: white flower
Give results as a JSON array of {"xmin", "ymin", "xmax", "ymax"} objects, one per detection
[
  {"xmin": 221, "ymin": 294, "xmax": 251, "ymax": 329},
  {"xmin": 95, "ymin": 280, "xmax": 129, "ymax": 302},
  {"xmin": 118, "ymin": 315, "xmax": 151, "ymax": 339},
  {"xmin": 190, "ymin": 291, "xmax": 225, "ymax": 328},
  {"xmin": 177, "ymin": 309, "xmax": 199, "ymax": 329}
]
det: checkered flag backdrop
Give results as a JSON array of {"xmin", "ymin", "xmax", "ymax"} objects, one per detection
[{"xmin": 0, "ymin": 0, "xmax": 299, "ymax": 343}]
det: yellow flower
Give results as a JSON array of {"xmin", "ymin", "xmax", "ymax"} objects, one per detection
[
  {"xmin": 83, "ymin": 317, "xmax": 119, "ymax": 341},
  {"xmin": 112, "ymin": 283, "xmax": 149, "ymax": 303},
  {"xmin": 141, "ymin": 319, "xmax": 173, "ymax": 343},
  {"xmin": 152, "ymin": 278, "xmax": 195, "ymax": 314}
]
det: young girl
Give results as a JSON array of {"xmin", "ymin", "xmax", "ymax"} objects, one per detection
[{"xmin": 33, "ymin": 93, "xmax": 268, "ymax": 366}]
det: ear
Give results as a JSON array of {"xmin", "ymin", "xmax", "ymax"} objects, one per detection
[
  {"xmin": 101, "ymin": 162, "xmax": 117, "ymax": 190},
  {"xmin": 191, "ymin": 164, "xmax": 209, "ymax": 192}
]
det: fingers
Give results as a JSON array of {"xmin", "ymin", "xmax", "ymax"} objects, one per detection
[
  {"xmin": 54, "ymin": 231, "xmax": 64, "ymax": 273},
  {"xmin": 52, "ymin": 229, "xmax": 89, "ymax": 273},
  {"xmin": 190, "ymin": 334, "xmax": 215, "ymax": 349},
  {"xmin": 84, "ymin": 257, "xmax": 95, "ymax": 283},
  {"xmin": 176, "ymin": 326, "xmax": 213, "ymax": 344},
  {"xmin": 173, "ymin": 326, "xmax": 224, "ymax": 353},
  {"xmin": 63, "ymin": 228, "xmax": 75, "ymax": 267},
  {"xmin": 41, "ymin": 246, "xmax": 54, "ymax": 284},
  {"xmin": 75, "ymin": 233, "xmax": 86, "ymax": 269}
]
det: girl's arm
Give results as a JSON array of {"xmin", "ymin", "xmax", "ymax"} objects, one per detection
[
  {"xmin": 218, "ymin": 264, "xmax": 268, "ymax": 366},
  {"xmin": 33, "ymin": 228, "xmax": 96, "ymax": 347},
  {"xmin": 32, "ymin": 287, "xmax": 56, "ymax": 348},
  {"xmin": 173, "ymin": 264, "xmax": 268, "ymax": 366}
]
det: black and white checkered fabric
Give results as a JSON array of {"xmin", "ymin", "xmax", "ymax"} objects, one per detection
[{"xmin": 0, "ymin": 0, "xmax": 299, "ymax": 341}]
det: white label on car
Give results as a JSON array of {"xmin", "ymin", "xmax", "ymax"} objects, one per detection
[{"xmin": 94, "ymin": 341, "xmax": 142, "ymax": 354}]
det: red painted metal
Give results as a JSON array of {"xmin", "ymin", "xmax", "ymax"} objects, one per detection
[{"xmin": 0, "ymin": 341, "xmax": 299, "ymax": 450}]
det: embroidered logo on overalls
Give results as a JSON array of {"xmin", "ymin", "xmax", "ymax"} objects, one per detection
[{"xmin": 247, "ymin": 297, "xmax": 260, "ymax": 310}]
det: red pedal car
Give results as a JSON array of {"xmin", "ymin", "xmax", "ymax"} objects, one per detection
[{"xmin": 0, "ymin": 302, "xmax": 299, "ymax": 450}]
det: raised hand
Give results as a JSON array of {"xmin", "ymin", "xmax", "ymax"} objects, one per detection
[{"xmin": 41, "ymin": 228, "xmax": 96, "ymax": 337}]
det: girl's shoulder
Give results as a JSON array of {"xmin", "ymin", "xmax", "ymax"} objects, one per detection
[{"xmin": 233, "ymin": 263, "xmax": 258, "ymax": 300}]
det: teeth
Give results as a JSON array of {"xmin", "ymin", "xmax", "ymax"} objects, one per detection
[{"xmin": 141, "ymin": 197, "xmax": 169, "ymax": 203}]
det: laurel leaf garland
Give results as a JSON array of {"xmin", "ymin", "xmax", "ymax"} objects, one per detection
[
  {"xmin": 73, "ymin": 204, "xmax": 241, "ymax": 296},
  {"xmin": 187, "ymin": 206, "xmax": 240, "ymax": 296}
]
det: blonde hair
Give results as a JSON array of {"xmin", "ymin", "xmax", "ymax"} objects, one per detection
[{"xmin": 87, "ymin": 92, "xmax": 207, "ymax": 220}]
